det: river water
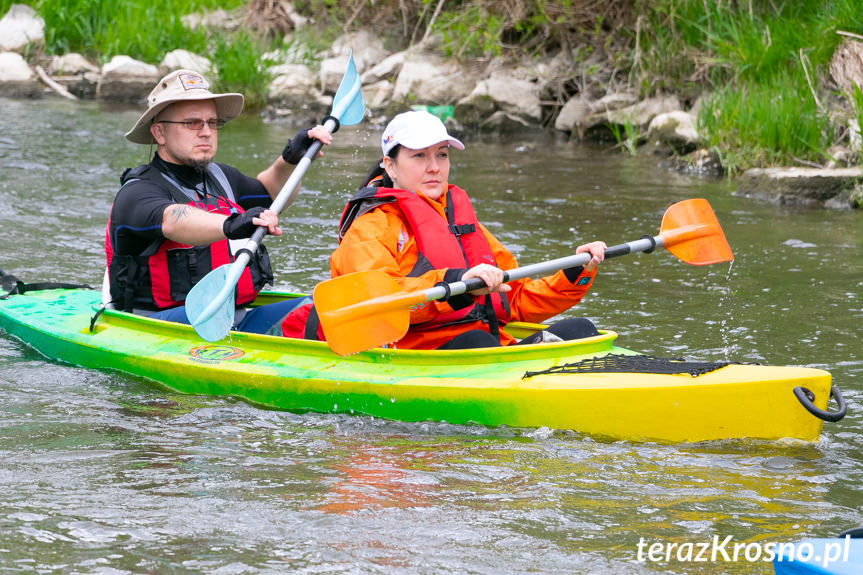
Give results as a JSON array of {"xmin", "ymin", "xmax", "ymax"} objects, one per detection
[{"xmin": 1, "ymin": 97, "xmax": 861, "ymax": 574}]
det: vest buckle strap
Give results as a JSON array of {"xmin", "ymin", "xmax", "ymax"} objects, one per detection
[{"xmin": 448, "ymin": 223, "xmax": 476, "ymax": 237}]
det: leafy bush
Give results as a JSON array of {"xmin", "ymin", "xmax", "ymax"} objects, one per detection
[{"xmin": 629, "ymin": 0, "xmax": 862, "ymax": 169}]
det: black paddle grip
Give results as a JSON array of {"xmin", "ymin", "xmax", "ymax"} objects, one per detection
[
  {"xmin": 223, "ymin": 207, "xmax": 266, "ymax": 240},
  {"xmin": 461, "ymin": 277, "xmax": 488, "ymax": 293},
  {"xmin": 604, "ymin": 236, "xmax": 656, "ymax": 260},
  {"xmin": 458, "ymin": 270, "xmax": 512, "ymax": 295},
  {"xmin": 603, "ymin": 244, "xmax": 632, "ymax": 260}
]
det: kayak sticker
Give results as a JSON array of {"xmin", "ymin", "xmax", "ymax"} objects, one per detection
[{"xmin": 189, "ymin": 345, "xmax": 245, "ymax": 363}]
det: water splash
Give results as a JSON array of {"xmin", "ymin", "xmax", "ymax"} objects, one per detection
[{"xmin": 718, "ymin": 260, "xmax": 735, "ymax": 361}]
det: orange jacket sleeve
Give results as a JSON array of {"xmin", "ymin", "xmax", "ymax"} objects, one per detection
[{"xmin": 478, "ymin": 223, "xmax": 597, "ymax": 324}]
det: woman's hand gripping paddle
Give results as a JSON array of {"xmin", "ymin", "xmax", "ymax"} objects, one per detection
[
  {"xmin": 185, "ymin": 52, "xmax": 364, "ymax": 342},
  {"xmin": 314, "ymin": 198, "xmax": 733, "ymax": 356}
]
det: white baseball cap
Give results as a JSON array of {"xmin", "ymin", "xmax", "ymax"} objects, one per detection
[
  {"xmin": 381, "ymin": 110, "xmax": 465, "ymax": 156},
  {"xmin": 125, "ymin": 69, "xmax": 244, "ymax": 144}
]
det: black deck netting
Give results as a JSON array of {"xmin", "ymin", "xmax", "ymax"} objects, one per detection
[{"xmin": 523, "ymin": 354, "xmax": 733, "ymax": 379}]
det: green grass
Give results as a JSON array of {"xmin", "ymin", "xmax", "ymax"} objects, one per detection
[
  {"xmin": 0, "ymin": 0, "xmax": 33, "ymax": 14},
  {"xmin": 631, "ymin": 0, "xmax": 863, "ymax": 170},
  {"xmin": 0, "ymin": 0, "xmax": 274, "ymax": 109},
  {"xmin": 633, "ymin": 0, "xmax": 857, "ymax": 88},
  {"xmin": 43, "ymin": 0, "xmax": 207, "ymax": 63},
  {"xmin": 1, "ymin": 0, "xmax": 248, "ymax": 63},
  {"xmin": 697, "ymin": 71, "xmax": 831, "ymax": 172},
  {"xmin": 3, "ymin": 0, "xmax": 248, "ymax": 62},
  {"xmin": 212, "ymin": 29, "xmax": 273, "ymax": 111}
]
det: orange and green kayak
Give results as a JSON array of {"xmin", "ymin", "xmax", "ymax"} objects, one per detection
[{"xmin": 0, "ymin": 288, "xmax": 844, "ymax": 443}]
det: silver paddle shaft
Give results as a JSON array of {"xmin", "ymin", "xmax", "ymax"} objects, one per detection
[
  {"xmin": 419, "ymin": 234, "xmax": 664, "ymax": 302},
  {"xmin": 193, "ymin": 117, "xmax": 338, "ymax": 325},
  {"xmin": 238, "ymin": 76, "xmax": 360, "ymax": 258},
  {"xmin": 239, "ymin": 116, "xmax": 339, "ymax": 260}
]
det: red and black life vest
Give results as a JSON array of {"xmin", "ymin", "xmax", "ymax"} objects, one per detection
[
  {"xmin": 338, "ymin": 183, "xmax": 510, "ymax": 331},
  {"xmin": 106, "ymin": 164, "xmax": 273, "ymax": 312}
]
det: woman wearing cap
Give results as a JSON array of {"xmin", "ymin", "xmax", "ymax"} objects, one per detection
[
  {"xmin": 282, "ymin": 110, "xmax": 606, "ymax": 349},
  {"xmin": 106, "ymin": 69, "xmax": 332, "ymax": 333}
]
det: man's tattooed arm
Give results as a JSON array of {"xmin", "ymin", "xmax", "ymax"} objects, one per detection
[{"xmin": 168, "ymin": 204, "xmax": 191, "ymax": 223}]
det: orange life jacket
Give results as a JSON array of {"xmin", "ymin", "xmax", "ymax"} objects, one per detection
[{"xmin": 338, "ymin": 184, "xmax": 510, "ymax": 331}]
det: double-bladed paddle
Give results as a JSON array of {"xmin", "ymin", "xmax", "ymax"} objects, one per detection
[
  {"xmin": 186, "ymin": 52, "xmax": 365, "ymax": 342},
  {"xmin": 313, "ymin": 198, "xmax": 734, "ymax": 356}
]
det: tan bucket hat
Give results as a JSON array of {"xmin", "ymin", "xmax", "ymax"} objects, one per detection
[{"xmin": 125, "ymin": 69, "xmax": 244, "ymax": 144}]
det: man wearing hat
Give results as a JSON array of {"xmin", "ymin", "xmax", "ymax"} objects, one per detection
[{"xmin": 105, "ymin": 69, "xmax": 331, "ymax": 333}]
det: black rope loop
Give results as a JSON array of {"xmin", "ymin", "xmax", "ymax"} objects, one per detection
[{"xmin": 793, "ymin": 385, "xmax": 847, "ymax": 423}]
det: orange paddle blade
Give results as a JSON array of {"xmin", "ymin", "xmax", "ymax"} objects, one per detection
[
  {"xmin": 313, "ymin": 270, "xmax": 426, "ymax": 356},
  {"xmin": 659, "ymin": 199, "xmax": 734, "ymax": 265}
]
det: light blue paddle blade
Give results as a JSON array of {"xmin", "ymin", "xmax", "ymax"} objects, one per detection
[
  {"xmin": 185, "ymin": 264, "xmax": 237, "ymax": 342},
  {"xmin": 331, "ymin": 50, "xmax": 364, "ymax": 126}
]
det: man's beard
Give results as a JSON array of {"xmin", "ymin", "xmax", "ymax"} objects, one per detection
[{"xmin": 188, "ymin": 158, "xmax": 211, "ymax": 173}]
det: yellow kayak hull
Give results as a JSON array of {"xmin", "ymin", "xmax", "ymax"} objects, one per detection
[{"xmin": 0, "ymin": 289, "xmax": 837, "ymax": 443}]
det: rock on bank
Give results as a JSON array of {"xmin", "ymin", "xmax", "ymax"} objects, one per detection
[{"xmin": 737, "ymin": 167, "xmax": 863, "ymax": 209}]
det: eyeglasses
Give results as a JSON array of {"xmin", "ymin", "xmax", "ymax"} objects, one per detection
[{"xmin": 157, "ymin": 118, "xmax": 226, "ymax": 131}]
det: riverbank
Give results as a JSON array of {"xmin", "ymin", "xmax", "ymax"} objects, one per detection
[{"xmin": 1, "ymin": 0, "xmax": 862, "ymax": 208}]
